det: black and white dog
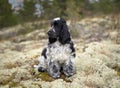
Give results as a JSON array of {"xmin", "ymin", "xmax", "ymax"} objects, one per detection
[{"xmin": 34, "ymin": 17, "xmax": 76, "ymax": 78}]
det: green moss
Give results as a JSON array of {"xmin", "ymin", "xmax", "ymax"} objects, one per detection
[
  {"xmin": 112, "ymin": 65, "xmax": 120, "ymax": 76},
  {"xmin": 31, "ymin": 67, "xmax": 72, "ymax": 82},
  {"xmin": 9, "ymin": 82, "xmax": 19, "ymax": 87},
  {"xmin": 33, "ymin": 71, "xmax": 72, "ymax": 82},
  {"xmin": 9, "ymin": 82, "xmax": 25, "ymax": 88},
  {"xmin": 60, "ymin": 74, "xmax": 72, "ymax": 83},
  {"xmin": 34, "ymin": 72, "xmax": 55, "ymax": 82},
  {"xmin": 117, "ymin": 72, "xmax": 120, "ymax": 76}
]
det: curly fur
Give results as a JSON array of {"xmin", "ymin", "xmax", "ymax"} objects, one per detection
[{"xmin": 34, "ymin": 17, "xmax": 76, "ymax": 78}]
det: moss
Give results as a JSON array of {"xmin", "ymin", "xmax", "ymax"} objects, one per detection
[
  {"xmin": 117, "ymin": 72, "xmax": 120, "ymax": 76},
  {"xmin": 32, "ymin": 71, "xmax": 72, "ymax": 82},
  {"xmin": 9, "ymin": 82, "xmax": 25, "ymax": 88},
  {"xmin": 112, "ymin": 65, "xmax": 120, "ymax": 76},
  {"xmin": 34, "ymin": 72, "xmax": 55, "ymax": 82},
  {"xmin": 60, "ymin": 74, "xmax": 72, "ymax": 83},
  {"xmin": 9, "ymin": 82, "xmax": 19, "ymax": 87}
]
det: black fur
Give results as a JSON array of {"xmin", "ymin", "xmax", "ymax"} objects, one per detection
[
  {"xmin": 42, "ymin": 18, "xmax": 75, "ymax": 59},
  {"xmin": 48, "ymin": 37, "xmax": 57, "ymax": 44},
  {"xmin": 48, "ymin": 18, "xmax": 71, "ymax": 44},
  {"xmin": 41, "ymin": 48, "xmax": 47, "ymax": 59},
  {"xmin": 38, "ymin": 18, "xmax": 76, "ymax": 78},
  {"xmin": 47, "ymin": 18, "xmax": 75, "ymax": 57}
]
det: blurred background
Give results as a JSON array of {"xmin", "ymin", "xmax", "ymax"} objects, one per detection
[{"xmin": 0, "ymin": 0, "xmax": 119, "ymax": 42}]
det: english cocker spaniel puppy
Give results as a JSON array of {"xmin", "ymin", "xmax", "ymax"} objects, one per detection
[{"xmin": 34, "ymin": 17, "xmax": 76, "ymax": 78}]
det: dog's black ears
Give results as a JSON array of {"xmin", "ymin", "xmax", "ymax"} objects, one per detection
[
  {"xmin": 60, "ymin": 18, "xmax": 66, "ymax": 24},
  {"xmin": 59, "ymin": 22, "xmax": 71, "ymax": 44},
  {"xmin": 50, "ymin": 17, "xmax": 71, "ymax": 44}
]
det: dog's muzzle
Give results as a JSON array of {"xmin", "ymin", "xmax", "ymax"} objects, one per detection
[{"xmin": 47, "ymin": 28, "xmax": 57, "ymax": 38}]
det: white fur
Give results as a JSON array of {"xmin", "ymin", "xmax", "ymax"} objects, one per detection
[
  {"xmin": 53, "ymin": 17, "xmax": 60, "ymax": 21},
  {"xmin": 36, "ymin": 41, "xmax": 75, "ymax": 69},
  {"xmin": 46, "ymin": 41, "xmax": 73, "ymax": 64}
]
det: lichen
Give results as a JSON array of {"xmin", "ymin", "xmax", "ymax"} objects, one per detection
[{"xmin": 0, "ymin": 38, "xmax": 120, "ymax": 88}]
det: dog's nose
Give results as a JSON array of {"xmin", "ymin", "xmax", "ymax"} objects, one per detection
[
  {"xmin": 47, "ymin": 28, "xmax": 57, "ymax": 38},
  {"xmin": 47, "ymin": 28, "xmax": 56, "ymax": 35}
]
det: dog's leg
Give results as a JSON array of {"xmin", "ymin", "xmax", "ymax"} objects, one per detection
[
  {"xmin": 37, "ymin": 56, "xmax": 47, "ymax": 72},
  {"xmin": 35, "ymin": 48, "xmax": 47, "ymax": 72},
  {"xmin": 69, "ymin": 41, "xmax": 76, "ymax": 57},
  {"xmin": 47, "ymin": 61, "xmax": 61, "ymax": 78},
  {"xmin": 63, "ymin": 59, "xmax": 76, "ymax": 77}
]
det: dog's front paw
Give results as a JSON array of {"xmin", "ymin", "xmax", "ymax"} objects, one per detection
[
  {"xmin": 38, "ymin": 67, "xmax": 46, "ymax": 72},
  {"xmin": 63, "ymin": 64, "xmax": 76, "ymax": 77},
  {"xmin": 34, "ymin": 65, "xmax": 46, "ymax": 72},
  {"xmin": 47, "ymin": 62, "xmax": 61, "ymax": 78}
]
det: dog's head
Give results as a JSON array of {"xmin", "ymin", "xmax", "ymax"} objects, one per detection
[{"xmin": 47, "ymin": 17, "xmax": 71, "ymax": 44}]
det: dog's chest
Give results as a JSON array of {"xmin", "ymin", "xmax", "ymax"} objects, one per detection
[{"xmin": 46, "ymin": 42, "xmax": 72, "ymax": 63}]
